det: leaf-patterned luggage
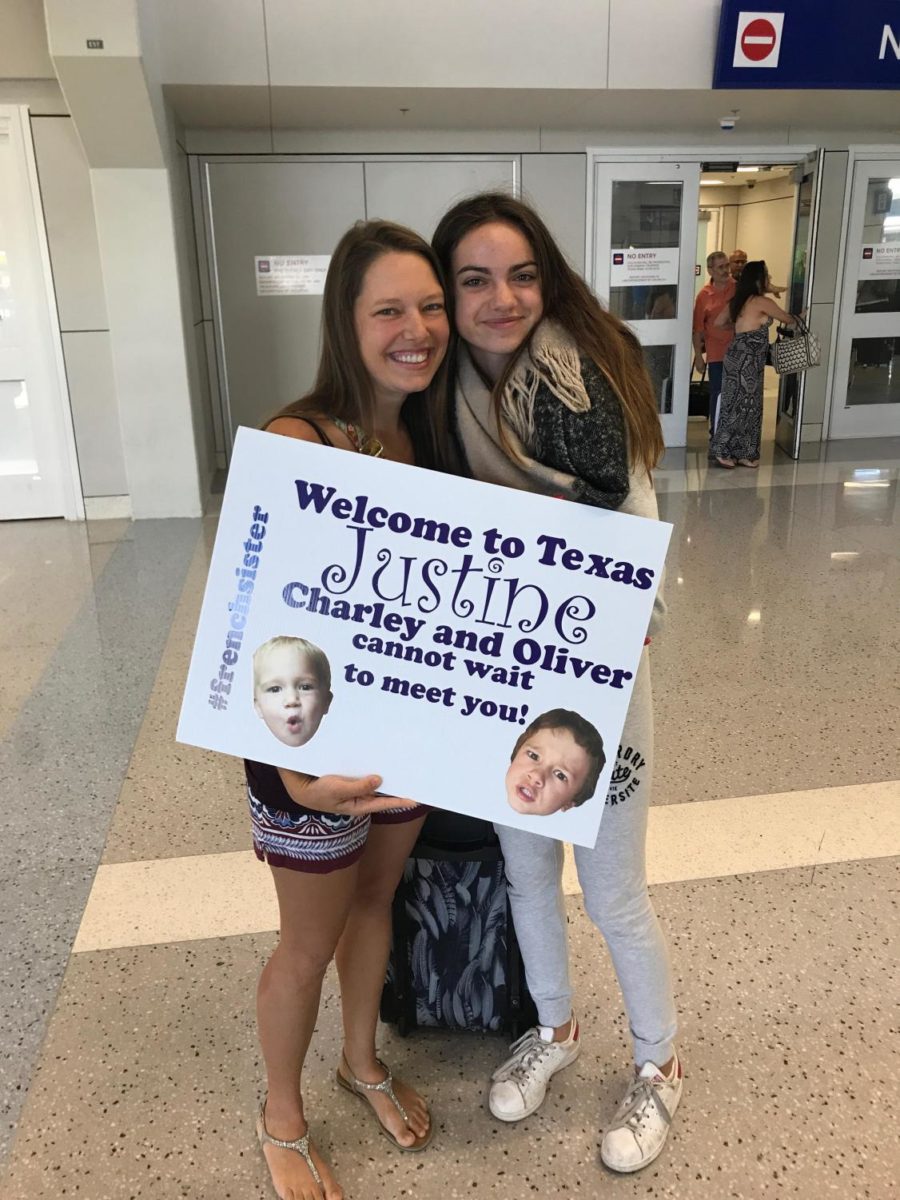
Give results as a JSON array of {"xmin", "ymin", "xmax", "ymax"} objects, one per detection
[{"xmin": 381, "ymin": 811, "xmax": 538, "ymax": 1038}]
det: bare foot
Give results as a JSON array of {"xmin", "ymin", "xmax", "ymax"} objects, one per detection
[
  {"xmin": 737, "ymin": 458, "xmax": 760, "ymax": 468},
  {"xmin": 258, "ymin": 1104, "xmax": 343, "ymax": 1200},
  {"xmin": 338, "ymin": 1056, "xmax": 432, "ymax": 1149},
  {"xmin": 716, "ymin": 457, "xmax": 736, "ymax": 469}
]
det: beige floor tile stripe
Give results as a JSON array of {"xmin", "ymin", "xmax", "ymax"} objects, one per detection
[{"xmin": 75, "ymin": 778, "xmax": 900, "ymax": 953}]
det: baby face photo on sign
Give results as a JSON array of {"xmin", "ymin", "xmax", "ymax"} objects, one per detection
[{"xmin": 252, "ymin": 636, "xmax": 332, "ymax": 748}]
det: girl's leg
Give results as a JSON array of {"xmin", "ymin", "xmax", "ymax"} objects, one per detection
[
  {"xmin": 574, "ymin": 651, "xmax": 681, "ymax": 1173},
  {"xmin": 257, "ymin": 863, "xmax": 359, "ymax": 1200},
  {"xmin": 334, "ymin": 815, "xmax": 430, "ymax": 1147},
  {"xmin": 495, "ymin": 824, "xmax": 572, "ymax": 1028},
  {"xmin": 573, "ymin": 652, "xmax": 676, "ymax": 1068},
  {"xmin": 487, "ymin": 826, "xmax": 579, "ymax": 1122}
]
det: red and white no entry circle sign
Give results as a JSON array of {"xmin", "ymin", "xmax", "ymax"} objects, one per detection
[
  {"xmin": 733, "ymin": 11, "xmax": 784, "ymax": 69},
  {"xmin": 741, "ymin": 17, "xmax": 777, "ymax": 61}
]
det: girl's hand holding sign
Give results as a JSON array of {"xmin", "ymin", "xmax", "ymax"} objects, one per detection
[{"xmin": 277, "ymin": 768, "xmax": 417, "ymax": 816}]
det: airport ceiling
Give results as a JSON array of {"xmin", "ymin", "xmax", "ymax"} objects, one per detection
[{"xmin": 162, "ymin": 84, "xmax": 900, "ymax": 137}]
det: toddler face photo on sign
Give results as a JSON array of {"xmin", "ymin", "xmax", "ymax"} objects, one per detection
[
  {"xmin": 252, "ymin": 636, "xmax": 333, "ymax": 748},
  {"xmin": 505, "ymin": 709, "xmax": 606, "ymax": 817}
]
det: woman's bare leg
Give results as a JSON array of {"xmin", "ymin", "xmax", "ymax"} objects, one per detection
[
  {"xmin": 334, "ymin": 817, "xmax": 431, "ymax": 1147},
  {"xmin": 257, "ymin": 862, "xmax": 359, "ymax": 1200}
]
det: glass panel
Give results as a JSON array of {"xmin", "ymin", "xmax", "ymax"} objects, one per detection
[
  {"xmin": 609, "ymin": 181, "xmax": 682, "ymax": 321},
  {"xmin": 0, "ymin": 380, "xmax": 38, "ymax": 476},
  {"xmin": 643, "ymin": 345, "xmax": 675, "ymax": 415},
  {"xmin": 778, "ymin": 172, "xmax": 813, "ymax": 423},
  {"xmin": 855, "ymin": 177, "xmax": 900, "ymax": 315},
  {"xmin": 846, "ymin": 338, "xmax": 900, "ymax": 406}
]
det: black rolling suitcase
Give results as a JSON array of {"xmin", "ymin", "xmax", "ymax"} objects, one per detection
[
  {"xmin": 688, "ymin": 365, "xmax": 710, "ymax": 417},
  {"xmin": 380, "ymin": 810, "xmax": 538, "ymax": 1039}
]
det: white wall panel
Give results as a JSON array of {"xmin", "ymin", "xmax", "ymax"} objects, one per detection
[
  {"xmin": 91, "ymin": 167, "xmax": 202, "ymax": 517},
  {"xmin": 0, "ymin": 0, "xmax": 55, "ymax": 78},
  {"xmin": 61, "ymin": 331, "xmax": 128, "ymax": 496},
  {"xmin": 734, "ymin": 183, "xmax": 794, "ymax": 298},
  {"xmin": 139, "ymin": 0, "xmax": 268, "ymax": 86},
  {"xmin": 608, "ymin": 0, "xmax": 720, "ymax": 89},
  {"xmin": 265, "ymin": 0, "xmax": 609, "ymax": 89},
  {"xmin": 30, "ymin": 116, "xmax": 109, "ymax": 332},
  {"xmin": 521, "ymin": 154, "xmax": 586, "ymax": 274},
  {"xmin": 44, "ymin": 0, "xmax": 141, "ymax": 58}
]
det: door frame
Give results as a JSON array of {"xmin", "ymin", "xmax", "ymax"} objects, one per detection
[
  {"xmin": 589, "ymin": 159, "xmax": 700, "ymax": 447},
  {"xmin": 1, "ymin": 106, "xmax": 83, "ymax": 520},
  {"xmin": 825, "ymin": 144, "xmax": 900, "ymax": 441},
  {"xmin": 586, "ymin": 144, "xmax": 819, "ymax": 453}
]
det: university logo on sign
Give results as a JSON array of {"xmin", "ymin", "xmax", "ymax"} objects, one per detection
[{"xmin": 733, "ymin": 11, "xmax": 785, "ymax": 67}]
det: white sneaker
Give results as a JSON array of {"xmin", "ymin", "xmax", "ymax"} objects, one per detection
[
  {"xmin": 488, "ymin": 1016, "xmax": 580, "ymax": 1121},
  {"xmin": 600, "ymin": 1054, "xmax": 683, "ymax": 1173}
]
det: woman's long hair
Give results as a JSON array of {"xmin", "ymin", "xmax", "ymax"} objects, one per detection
[
  {"xmin": 729, "ymin": 259, "xmax": 767, "ymax": 324},
  {"xmin": 432, "ymin": 193, "xmax": 664, "ymax": 475},
  {"xmin": 270, "ymin": 220, "xmax": 456, "ymax": 472}
]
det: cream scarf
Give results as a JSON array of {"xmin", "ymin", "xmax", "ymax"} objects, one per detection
[
  {"xmin": 454, "ymin": 319, "xmax": 590, "ymax": 499},
  {"xmin": 453, "ymin": 319, "xmax": 667, "ymax": 633}
]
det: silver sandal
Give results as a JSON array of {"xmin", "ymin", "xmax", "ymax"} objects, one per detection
[
  {"xmin": 336, "ymin": 1056, "xmax": 433, "ymax": 1152},
  {"xmin": 256, "ymin": 1102, "xmax": 322, "ymax": 1187}
]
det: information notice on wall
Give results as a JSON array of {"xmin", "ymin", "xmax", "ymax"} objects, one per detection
[
  {"xmin": 176, "ymin": 429, "xmax": 672, "ymax": 848},
  {"xmin": 254, "ymin": 255, "xmax": 331, "ymax": 295},
  {"xmin": 859, "ymin": 244, "xmax": 900, "ymax": 281},
  {"xmin": 610, "ymin": 247, "xmax": 680, "ymax": 288}
]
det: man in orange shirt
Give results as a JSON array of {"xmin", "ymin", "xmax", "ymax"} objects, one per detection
[{"xmin": 692, "ymin": 251, "xmax": 735, "ymax": 438}]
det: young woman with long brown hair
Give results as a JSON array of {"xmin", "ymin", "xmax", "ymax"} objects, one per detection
[
  {"xmin": 432, "ymin": 193, "xmax": 681, "ymax": 1175},
  {"xmin": 250, "ymin": 220, "xmax": 453, "ymax": 1200}
]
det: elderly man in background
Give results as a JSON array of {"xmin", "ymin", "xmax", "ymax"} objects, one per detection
[
  {"xmin": 692, "ymin": 251, "xmax": 735, "ymax": 442},
  {"xmin": 728, "ymin": 248, "xmax": 748, "ymax": 281}
]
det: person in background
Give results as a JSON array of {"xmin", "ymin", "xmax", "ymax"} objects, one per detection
[
  {"xmin": 711, "ymin": 258, "xmax": 798, "ymax": 469},
  {"xmin": 728, "ymin": 248, "xmax": 747, "ymax": 281},
  {"xmin": 692, "ymin": 251, "xmax": 735, "ymax": 444}
]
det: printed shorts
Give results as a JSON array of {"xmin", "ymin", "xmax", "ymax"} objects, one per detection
[{"xmin": 248, "ymin": 786, "xmax": 427, "ymax": 874}]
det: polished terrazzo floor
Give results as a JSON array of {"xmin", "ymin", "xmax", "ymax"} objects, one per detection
[{"xmin": 1, "ymin": 423, "xmax": 898, "ymax": 1199}]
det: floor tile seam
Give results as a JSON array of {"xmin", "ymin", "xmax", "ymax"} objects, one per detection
[
  {"xmin": 0, "ymin": 520, "xmax": 205, "ymax": 1169},
  {"xmin": 97, "ymin": 535, "xmax": 222, "ymax": 866},
  {"xmin": 0, "ymin": 531, "xmax": 130, "ymax": 745}
]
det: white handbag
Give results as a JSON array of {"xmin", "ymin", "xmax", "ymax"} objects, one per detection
[{"xmin": 771, "ymin": 317, "xmax": 820, "ymax": 376}]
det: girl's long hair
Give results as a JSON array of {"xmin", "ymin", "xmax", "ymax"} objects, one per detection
[
  {"xmin": 432, "ymin": 193, "xmax": 664, "ymax": 475},
  {"xmin": 729, "ymin": 259, "xmax": 767, "ymax": 324},
  {"xmin": 269, "ymin": 220, "xmax": 456, "ymax": 472}
]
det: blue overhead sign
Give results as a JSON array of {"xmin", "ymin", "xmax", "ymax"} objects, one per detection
[{"xmin": 713, "ymin": 2, "xmax": 900, "ymax": 88}]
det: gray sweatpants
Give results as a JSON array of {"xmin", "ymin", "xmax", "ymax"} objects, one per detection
[{"xmin": 497, "ymin": 648, "xmax": 677, "ymax": 1067}]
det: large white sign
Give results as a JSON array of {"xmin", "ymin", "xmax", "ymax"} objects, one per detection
[
  {"xmin": 254, "ymin": 255, "xmax": 331, "ymax": 295},
  {"xmin": 177, "ymin": 429, "xmax": 672, "ymax": 848},
  {"xmin": 610, "ymin": 247, "xmax": 680, "ymax": 288},
  {"xmin": 859, "ymin": 243, "xmax": 900, "ymax": 281}
]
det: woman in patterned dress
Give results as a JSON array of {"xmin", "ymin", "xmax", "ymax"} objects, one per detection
[{"xmin": 711, "ymin": 260, "xmax": 798, "ymax": 468}]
